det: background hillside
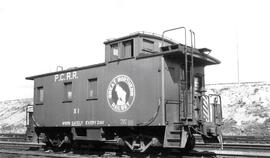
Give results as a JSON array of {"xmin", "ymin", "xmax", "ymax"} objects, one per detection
[
  {"xmin": 0, "ymin": 82, "xmax": 270, "ymax": 135},
  {"xmin": 0, "ymin": 98, "xmax": 32, "ymax": 134},
  {"xmin": 207, "ymin": 82, "xmax": 270, "ymax": 136}
]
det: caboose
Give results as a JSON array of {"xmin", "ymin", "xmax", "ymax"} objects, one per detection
[{"xmin": 26, "ymin": 27, "xmax": 223, "ymax": 152}]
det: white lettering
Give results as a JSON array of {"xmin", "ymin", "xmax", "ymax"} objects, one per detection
[
  {"xmin": 54, "ymin": 71, "xmax": 79, "ymax": 82},
  {"xmin": 55, "ymin": 74, "xmax": 59, "ymax": 82},
  {"xmin": 72, "ymin": 121, "xmax": 83, "ymax": 126},
  {"xmin": 73, "ymin": 71, "xmax": 78, "ymax": 79},
  {"xmin": 97, "ymin": 120, "xmax": 104, "ymax": 125},
  {"xmin": 112, "ymin": 102, "xmax": 116, "ymax": 108},
  {"xmin": 130, "ymin": 88, "xmax": 134, "ymax": 96},
  {"xmin": 85, "ymin": 120, "xmax": 105, "ymax": 126},
  {"xmin": 66, "ymin": 72, "xmax": 71, "ymax": 80},
  {"xmin": 73, "ymin": 108, "xmax": 80, "ymax": 114},
  {"xmin": 60, "ymin": 74, "xmax": 65, "ymax": 81},
  {"xmin": 62, "ymin": 121, "xmax": 71, "ymax": 126},
  {"xmin": 120, "ymin": 119, "xmax": 127, "ymax": 125}
]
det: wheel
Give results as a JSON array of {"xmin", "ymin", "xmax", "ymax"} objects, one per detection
[
  {"xmin": 72, "ymin": 140, "xmax": 80, "ymax": 153},
  {"xmin": 184, "ymin": 135, "xmax": 195, "ymax": 151}
]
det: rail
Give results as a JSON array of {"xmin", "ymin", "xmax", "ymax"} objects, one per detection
[
  {"xmin": 1, "ymin": 141, "xmax": 270, "ymax": 158},
  {"xmin": 1, "ymin": 136, "xmax": 270, "ymax": 158},
  {"xmin": 0, "ymin": 134, "xmax": 26, "ymax": 142},
  {"xmin": 2, "ymin": 133, "xmax": 270, "ymax": 157},
  {"xmin": 196, "ymin": 135, "xmax": 270, "ymax": 144},
  {"xmin": 3, "ymin": 134, "xmax": 270, "ymax": 144}
]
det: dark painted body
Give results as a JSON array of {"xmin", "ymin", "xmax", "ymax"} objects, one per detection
[
  {"xmin": 33, "ymin": 56, "xmax": 164, "ymax": 127},
  {"xmin": 26, "ymin": 31, "xmax": 222, "ymax": 151}
]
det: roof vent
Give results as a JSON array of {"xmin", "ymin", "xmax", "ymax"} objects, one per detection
[{"xmin": 56, "ymin": 66, "xmax": 63, "ymax": 71}]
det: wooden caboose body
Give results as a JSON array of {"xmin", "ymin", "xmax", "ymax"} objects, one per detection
[{"xmin": 26, "ymin": 28, "xmax": 223, "ymax": 152}]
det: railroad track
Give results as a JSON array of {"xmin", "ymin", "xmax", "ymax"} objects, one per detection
[
  {"xmin": 0, "ymin": 141, "xmax": 43, "ymax": 151},
  {"xmin": 196, "ymin": 142, "xmax": 270, "ymax": 151},
  {"xmin": 0, "ymin": 134, "xmax": 26, "ymax": 142},
  {"xmin": 1, "ymin": 141, "xmax": 270, "ymax": 157},
  {"xmin": 194, "ymin": 143, "xmax": 270, "ymax": 158},
  {"xmin": 1, "ymin": 148, "xmax": 270, "ymax": 158},
  {"xmin": 2, "ymin": 133, "xmax": 270, "ymax": 143},
  {"xmin": 195, "ymin": 135, "xmax": 270, "ymax": 144},
  {"xmin": 1, "ymin": 134, "xmax": 270, "ymax": 157}
]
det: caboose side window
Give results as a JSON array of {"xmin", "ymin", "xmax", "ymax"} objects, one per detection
[
  {"xmin": 122, "ymin": 40, "xmax": 133, "ymax": 58},
  {"xmin": 110, "ymin": 40, "xmax": 134, "ymax": 61},
  {"xmin": 143, "ymin": 39, "xmax": 154, "ymax": 53},
  {"xmin": 110, "ymin": 43, "xmax": 119, "ymax": 61},
  {"xmin": 194, "ymin": 76, "xmax": 202, "ymax": 95},
  {"xmin": 64, "ymin": 82, "xmax": 72, "ymax": 102},
  {"xmin": 87, "ymin": 78, "xmax": 97, "ymax": 100},
  {"xmin": 36, "ymin": 86, "xmax": 44, "ymax": 105},
  {"xmin": 142, "ymin": 39, "xmax": 155, "ymax": 54}
]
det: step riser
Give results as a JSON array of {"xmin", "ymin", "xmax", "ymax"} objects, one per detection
[
  {"xmin": 164, "ymin": 124, "xmax": 186, "ymax": 148},
  {"xmin": 166, "ymin": 142, "xmax": 181, "ymax": 148},
  {"xmin": 168, "ymin": 135, "xmax": 180, "ymax": 139}
]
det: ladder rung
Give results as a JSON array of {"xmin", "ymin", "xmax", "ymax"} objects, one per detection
[
  {"xmin": 167, "ymin": 138, "xmax": 181, "ymax": 142},
  {"xmin": 170, "ymin": 130, "xmax": 181, "ymax": 134}
]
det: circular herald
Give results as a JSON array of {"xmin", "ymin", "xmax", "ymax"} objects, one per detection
[{"xmin": 107, "ymin": 75, "xmax": 136, "ymax": 112}]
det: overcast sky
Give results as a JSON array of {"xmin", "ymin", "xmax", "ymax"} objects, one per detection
[{"xmin": 0, "ymin": 0, "xmax": 269, "ymax": 101}]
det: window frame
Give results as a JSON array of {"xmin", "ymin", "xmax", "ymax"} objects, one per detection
[
  {"xmin": 110, "ymin": 43, "xmax": 119, "ymax": 61},
  {"xmin": 35, "ymin": 86, "xmax": 44, "ymax": 105},
  {"xmin": 194, "ymin": 75, "xmax": 203, "ymax": 94},
  {"xmin": 122, "ymin": 39, "xmax": 134, "ymax": 59},
  {"xmin": 109, "ymin": 39, "xmax": 134, "ymax": 62},
  {"xmin": 87, "ymin": 78, "xmax": 98, "ymax": 101},
  {"xmin": 142, "ymin": 38, "xmax": 155, "ymax": 53},
  {"xmin": 63, "ymin": 82, "xmax": 73, "ymax": 103}
]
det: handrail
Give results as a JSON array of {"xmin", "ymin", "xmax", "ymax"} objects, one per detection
[
  {"xmin": 130, "ymin": 31, "xmax": 178, "ymax": 44},
  {"xmin": 161, "ymin": 27, "xmax": 188, "ymax": 120},
  {"xmin": 189, "ymin": 30, "xmax": 196, "ymax": 120},
  {"xmin": 209, "ymin": 94, "xmax": 223, "ymax": 124},
  {"xmin": 161, "ymin": 27, "xmax": 186, "ymax": 47}
]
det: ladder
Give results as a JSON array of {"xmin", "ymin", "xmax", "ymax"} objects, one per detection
[
  {"xmin": 162, "ymin": 27, "xmax": 196, "ymax": 121},
  {"xmin": 162, "ymin": 27, "xmax": 196, "ymax": 149},
  {"xmin": 186, "ymin": 30, "xmax": 195, "ymax": 120}
]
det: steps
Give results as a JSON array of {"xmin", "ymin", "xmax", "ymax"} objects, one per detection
[{"xmin": 163, "ymin": 124, "xmax": 188, "ymax": 148}]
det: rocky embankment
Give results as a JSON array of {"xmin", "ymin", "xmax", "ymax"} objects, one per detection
[
  {"xmin": 0, "ymin": 98, "xmax": 32, "ymax": 133},
  {"xmin": 207, "ymin": 82, "xmax": 270, "ymax": 136}
]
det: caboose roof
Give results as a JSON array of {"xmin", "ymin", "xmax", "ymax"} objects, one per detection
[
  {"xmin": 104, "ymin": 31, "xmax": 176, "ymax": 45},
  {"xmin": 138, "ymin": 43, "xmax": 221, "ymax": 65},
  {"xmin": 104, "ymin": 32, "xmax": 220, "ymax": 65},
  {"xmin": 25, "ymin": 62, "xmax": 106, "ymax": 80},
  {"xmin": 26, "ymin": 32, "xmax": 220, "ymax": 80}
]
